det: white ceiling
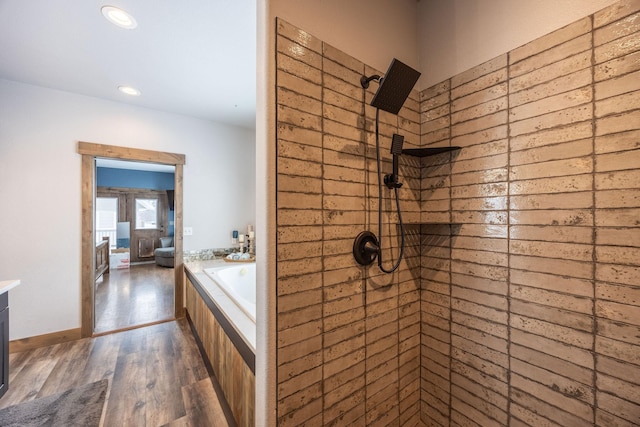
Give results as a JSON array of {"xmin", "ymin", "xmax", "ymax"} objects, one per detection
[{"xmin": 0, "ymin": 0, "xmax": 257, "ymax": 129}]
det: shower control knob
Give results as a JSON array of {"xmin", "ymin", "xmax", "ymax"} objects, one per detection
[{"xmin": 353, "ymin": 231, "xmax": 379, "ymax": 266}]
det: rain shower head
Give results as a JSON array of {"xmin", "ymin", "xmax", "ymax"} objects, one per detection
[{"xmin": 367, "ymin": 58, "xmax": 421, "ymax": 115}]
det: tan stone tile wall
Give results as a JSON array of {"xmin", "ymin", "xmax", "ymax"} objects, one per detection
[
  {"xmin": 419, "ymin": 1, "xmax": 640, "ymax": 426},
  {"xmin": 274, "ymin": 1, "xmax": 638, "ymax": 425},
  {"xmin": 276, "ymin": 19, "xmax": 423, "ymax": 426},
  {"xmin": 593, "ymin": 1, "xmax": 640, "ymax": 425}
]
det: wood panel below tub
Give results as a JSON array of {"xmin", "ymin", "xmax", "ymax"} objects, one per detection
[{"xmin": 185, "ymin": 273, "xmax": 255, "ymax": 427}]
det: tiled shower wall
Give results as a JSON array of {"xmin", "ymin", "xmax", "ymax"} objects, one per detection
[
  {"xmin": 275, "ymin": 19, "xmax": 424, "ymax": 426},
  {"xmin": 419, "ymin": 1, "xmax": 640, "ymax": 426},
  {"xmin": 275, "ymin": 1, "xmax": 638, "ymax": 426}
]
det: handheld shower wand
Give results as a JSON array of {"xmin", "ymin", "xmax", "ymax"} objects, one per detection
[{"xmin": 384, "ymin": 134, "xmax": 404, "ymax": 189}]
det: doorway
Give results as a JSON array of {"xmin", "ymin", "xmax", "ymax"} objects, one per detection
[
  {"xmin": 94, "ymin": 164, "xmax": 176, "ymax": 333},
  {"xmin": 78, "ymin": 141, "xmax": 186, "ymax": 338}
]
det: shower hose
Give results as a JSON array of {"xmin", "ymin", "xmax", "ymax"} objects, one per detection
[{"xmin": 374, "ymin": 108, "xmax": 405, "ymax": 273}]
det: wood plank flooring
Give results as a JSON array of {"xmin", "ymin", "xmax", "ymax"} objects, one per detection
[
  {"xmin": 0, "ymin": 320, "xmax": 233, "ymax": 426},
  {"xmin": 95, "ymin": 263, "xmax": 174, "ymax": 334}
]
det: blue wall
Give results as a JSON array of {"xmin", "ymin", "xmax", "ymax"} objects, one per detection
[{"xmin": 97, "ymin": 167, "xmax": 175, "ymax": 190}]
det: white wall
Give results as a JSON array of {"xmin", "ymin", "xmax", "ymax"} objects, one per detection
[
  {"xmin": 0, "ymin": 79, "xmax": 255, "ymax": 339},
  {"xmin": 418, "ymin": 0, "xmax": 620, "ymax": 88}
]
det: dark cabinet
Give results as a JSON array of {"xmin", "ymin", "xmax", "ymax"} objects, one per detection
[{"xmin": 0, "ymin": 293, "xmax": 8, "ymax": 399}]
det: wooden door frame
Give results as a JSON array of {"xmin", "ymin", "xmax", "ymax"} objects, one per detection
[{"xmin": 78, "ymin": 142, "xmax": 186, "ymax": 338}]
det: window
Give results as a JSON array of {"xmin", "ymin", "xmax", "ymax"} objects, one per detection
[
  {"xmin": 135, "ymin": 198, "xmax": 158, "ymax": 229},
  {"xmin": 96, "ymin": 197, "xmax": 118, "ymax": 246}
]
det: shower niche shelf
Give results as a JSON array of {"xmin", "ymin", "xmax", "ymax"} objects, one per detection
[
  {"xmin": 402, "ymin": 147, "xmax": 460, "ymax": 157},
  {"xmin": 405, "ymin": 221, "xmax": 461, "ymax": 224},
  {"xmin": 401, "ymin": 146, "xmax": 462, "ymax": 228},
  {"xmin": 404, "ymin": 221, "xmax": 462, "ymax": 227}
]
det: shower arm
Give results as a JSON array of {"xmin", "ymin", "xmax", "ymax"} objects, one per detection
[{"xmin": 360, "ymin": 74, "xmax": 381, "ymax": 89}]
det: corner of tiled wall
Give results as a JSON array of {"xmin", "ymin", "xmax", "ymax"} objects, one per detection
[{"xmin": 418, "ymin": 0, "xmax": 640, "ymax": 426}]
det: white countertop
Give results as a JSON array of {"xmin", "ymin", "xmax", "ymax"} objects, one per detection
[{"xmin": 0, "ymin": 280, "xmax": 20, "ymax": 294}]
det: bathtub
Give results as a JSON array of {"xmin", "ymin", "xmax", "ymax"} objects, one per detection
[
  {"xmin": 204, "ymin": 263, "xmax": 256, "ymax": 323},
  {"xmin": 185, "ymin": 262, "xmax": 256, "ymax": 427}
]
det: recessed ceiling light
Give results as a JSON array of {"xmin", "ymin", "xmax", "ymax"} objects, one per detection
[
  {"xmin": 101, "ymin": 6, "xmax": 137, "ymax": 29},
  {"xmin": 118, "ymin": 85, "xmax": 141, "ymax": 96}
]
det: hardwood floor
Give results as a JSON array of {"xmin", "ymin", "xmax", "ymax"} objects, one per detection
[
  {"xmin": 95, "ymin": 263, "xmax": 174, "ymax": 334},
  {"xmin": 0, "ymin": 320, "xmax": 233, "ymax": 426}
]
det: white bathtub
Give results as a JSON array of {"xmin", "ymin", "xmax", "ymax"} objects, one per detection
[{"xmin": 204, "ymin": 263, "xmax": 256, "ymax": 323}]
